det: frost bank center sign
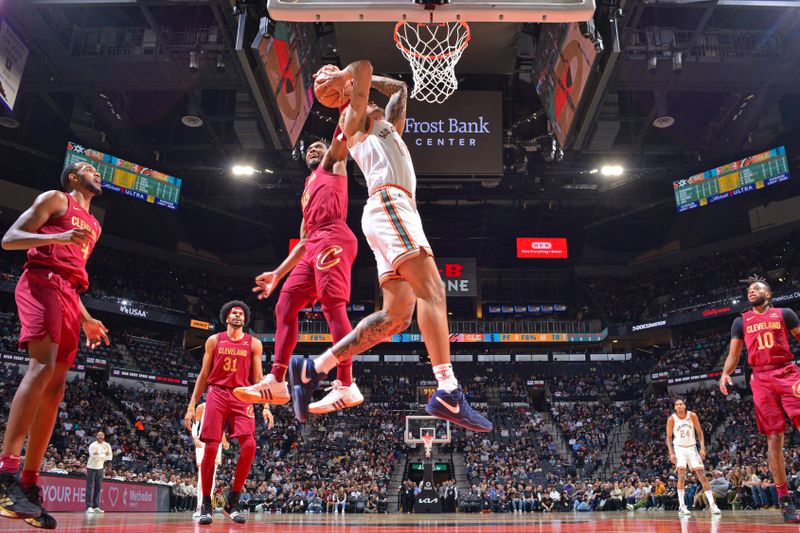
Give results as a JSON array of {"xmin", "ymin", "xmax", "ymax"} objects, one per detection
[{"xmin": 402, "ymin": 91, "xmax": 502, "ymax": 176}]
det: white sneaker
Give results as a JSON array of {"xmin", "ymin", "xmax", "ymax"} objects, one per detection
[
  {"xmin": 93, "ymin": 508, "xmax": 104, "ymax": 513},
  {"xmin": 85, "ymin": 508, "xmax": 95, "ymax": 514},
  {"xmin": 309, "ymin": 380, "xmax": 364, "ymax": 414},
  {"xmin": 679, "ymin": 507, "xmax": 691, "ymax": 515},
  {"xmin": 233, "ymin": 374, "xmax": 290, "ymax": 405},
  {"xmin": 710, "ymin": 506, "xmax": 721, "ymax": 515},
  {"xmin": 193, "ymin": 511, "xmax": 201, "ymax": 519}
]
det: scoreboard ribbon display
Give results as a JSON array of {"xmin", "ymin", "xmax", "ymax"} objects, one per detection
[
  {"xmin": 256, "ymin": 329, "xmax": 607, "ymax": 344},
  {"xmin": 64, "ymin": 141, "xmax": 182, "ymax": 210},
  {"xmin": 673, "ymin": 146, "xmax": 790, "ymax": 212}
]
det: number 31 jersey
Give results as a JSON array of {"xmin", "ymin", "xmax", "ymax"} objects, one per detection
[
  {"xmin": 731, "ymin": 307, "xmax": 799, "ymax": 369},
  {"xmin": 207, "ymin": 332, "xmax": 253, "ymax": 388}
]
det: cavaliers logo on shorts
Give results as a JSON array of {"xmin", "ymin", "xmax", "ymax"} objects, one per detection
[
  {"xmin": 246, "ymin": 404, "xmax": 255, "ymax": 419},
  {"xmin": 316, "ymin": 245, "xmax": 343, "ymax": 270},
  {"xmin": 792, "ymin": 380, "xmax": 800, "ymax": 398}
]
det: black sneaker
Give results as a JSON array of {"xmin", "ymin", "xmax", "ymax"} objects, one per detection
[
  {"xmin": 223, "ymin": 492, "xmax": 246, "ymax": 524},
  {"xmin": 781, "ymin": 497, "xmax": 800, "ymax": 523},
  {"xmin": 198, "ymin": 502, "xmax": 213, "ymax": 525},
  {"xmin": 22, "ymin": 486, "xmax": 56, "ymax": 529},
  {"xmin": 0, "ymin": 472, "xmax": 41, "ymax": 520}
]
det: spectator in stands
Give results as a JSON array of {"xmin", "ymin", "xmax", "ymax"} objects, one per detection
[{"xmin": 335, "ymin": 488, "xmax": 347, "ymax": 514}]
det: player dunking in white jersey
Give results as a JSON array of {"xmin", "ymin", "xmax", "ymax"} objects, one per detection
[
  {"xmin": 666, "ymin": 399, "xmax": 720, "ymax": 515},
  {"xmin": 288, "ymin": 59, "xmax": 491, "ymax": 433}
]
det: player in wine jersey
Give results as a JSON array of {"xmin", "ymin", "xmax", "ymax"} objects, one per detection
[
  {"xmin": 185, "ymin": 301, "xmax": 267, "ymax": 525},
  {"xmin": 666, "ymin": 399, "xmax": 721, "ymax": 515},
  {"xmin": 720, "ymin": 275, "xmax": 800, "ymax": 523},
  {"xmin": 233, "ymin": 133, "xmax": 362, "ymax": 421},
  {"xmin": 293, "ymin": 60, "xmax": 491, "ymax": 433},
  {"xmin": 0, "ymin": 162, "xmax": 109, "ymax": 529}
]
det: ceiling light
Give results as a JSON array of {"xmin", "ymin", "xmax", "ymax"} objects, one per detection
[
  {"xmin": 672, "ymin": 51, "xmax": 683, "ymax": 74},
  {"xmin": 232, "ymin": 165, "xmax": 256, "ymax": 176},
  {"xmin": 181, "ymin": 115, "xmax": 204, "ymax": 128},
  {"xmin": 652, "ymin": 94, "xmax": 674, "ymax": 129},
  {"xmin": 653, "ymin": 116, "xmax": 675, "ymax": 129},
  {"xmin": 601, "ymin": 165, "xmax": 624, "ymax": 176},
  {"xmin": 0, "ymin": 117, "xmax": 20, "ymax": 128},
  {"xmin": 189, "ymin": 50, "xmax": 199, "ymax": 72},
  {"xmin": 647, "ymin": 53, "xmax": 657, "ymax": 74}
]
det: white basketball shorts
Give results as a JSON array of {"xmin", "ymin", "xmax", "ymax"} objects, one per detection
[
  {"xmin": 195, "ymin": 445, "xmax": 222, "ymax": 466},
  {"xmin": 362, "ymin": 185, "xmax": 433, "ymax": 285},
  {"xmin": 675, "ymin": 446, "xmax": 704, "ymax": 470}
]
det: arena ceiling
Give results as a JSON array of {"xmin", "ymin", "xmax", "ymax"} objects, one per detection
[{"xmin": 0, "ymin": 0, "xmax": 799, "ymax": 265}]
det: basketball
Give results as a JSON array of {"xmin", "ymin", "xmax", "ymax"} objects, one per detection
[{"xmin": 314, "ymin": 66, "xmax": 353, "ymax": 109}]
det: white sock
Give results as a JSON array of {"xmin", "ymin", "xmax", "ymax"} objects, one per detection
[
  {"xmin": 705, "ymin": 490, "xmax": 716, "ymax": 508},
  {"xmin": 314, "ymin": 349, "xmax": 338, "ymax": 375},
  {"xmin": 433, "ymin": 363, "xmax": 459, "ymax": 392},
  {"xmin": 678, "ymin": 489, "xmax": 685, "ymax": 508}
]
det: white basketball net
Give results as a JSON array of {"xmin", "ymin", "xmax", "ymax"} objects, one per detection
[
  {"xmin": 421, "ymin": 432, "xmax": 435, "ymax": 459},
  {"xmin": 394, "ymin": 21, "xmax": 471, "ymax": 104}
]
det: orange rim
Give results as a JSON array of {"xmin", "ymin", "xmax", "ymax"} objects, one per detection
[{"xmin": 393, "ymin": 20, "xmax": 471, "ymax": 61}]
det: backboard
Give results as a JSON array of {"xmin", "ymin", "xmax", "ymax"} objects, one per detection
[
  {"xmin": 266, "ymin": 0, "xmax": 596, "ymax": 24},
  {"xmin": 404, "ymin": 415, "xmax": 451, "ymax": 446}
]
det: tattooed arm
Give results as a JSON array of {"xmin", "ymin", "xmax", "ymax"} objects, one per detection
[
  {"xmin": 331, "ymin": 310, "xmax": 411, "ymax": 361},
  {"xmin": 371, "ymin": 75, "xmax": 408, "ymax": 135}
]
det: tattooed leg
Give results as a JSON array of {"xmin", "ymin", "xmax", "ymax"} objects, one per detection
[
  {"xmin": 396, "ymin": 253, "xmax": 451, "ymax": 367},
  {"xmin": 330, "ymin": 279, "xmax": 416, "ymax": 361}
]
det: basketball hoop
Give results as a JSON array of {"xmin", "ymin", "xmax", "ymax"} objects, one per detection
[
  {"xmin": 421, "ymin": 432, "xmax": 435, "ymax": 459},
  {"xmin": 394, "ymin": 20, "xmax": 471, "ymax": 104}
]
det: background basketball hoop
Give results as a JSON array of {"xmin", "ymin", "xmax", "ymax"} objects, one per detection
[
  {"xmin": 421, "ymin": 431, "xmax": 435, "ymax": 459},
  {"xmin": 394, "ymin": 20, "xmax": 470, "ymax": 104}
]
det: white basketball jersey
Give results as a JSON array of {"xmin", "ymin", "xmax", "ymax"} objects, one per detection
[
  {"xmin": 349, "ymin": 118, "xmax": 417, "ymax": 197},
  {"xmin": 672, "ymin": 412, "xmax": 696, "ymax": 447},
  {"xmin": 192, "ymin": 416, "xmax": 202, "ymax": 441},
  {"xmin": 192, "ymin": 412, "xmax": 222, "ymax": 464}
]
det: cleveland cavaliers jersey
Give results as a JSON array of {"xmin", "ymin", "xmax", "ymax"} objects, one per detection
[
  {"xmin": 24, "ymin": 192, "xmax": 101, "ymax": 292},
  {"xmin": 206, "ymin": 332, "xmax": 253, "ymax": 389},
  {"xmin": 672, "ymin": 412, "xmax": 696, "ymax": 447},
  {"xmin": 738, "ymin": 307, "xmax": 795, "ymax": 368},
  {"xmin": 301, "ymin": 165, "xmax": 349, "ymax": 234},
  {"xmin": 349, "ymin": 118, "xmax": 417, "ymax": 197}
]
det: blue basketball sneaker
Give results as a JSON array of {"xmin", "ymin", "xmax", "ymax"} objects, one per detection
[
  {"xmin": 425, "ymin": 387, "xmax": 493, "ymax": 432},
  {"xmin": 288, "ymin": 356, "xmax": 326, "ymax": 423}
]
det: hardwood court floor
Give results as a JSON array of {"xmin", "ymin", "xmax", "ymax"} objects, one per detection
[{"xmin": 0, "ymin": 510, "xmax": 797, "ymax": 532}]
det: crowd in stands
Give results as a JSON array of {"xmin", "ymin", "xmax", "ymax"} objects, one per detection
[
  {"xmin": 0, "ymin": 300, "xmax": 197, "ymax": 375},
  {"xmin": 549, "ymin": 376, "xmax": 603, "ymax": 401},
  {"xmin": 457, "ymin": 407, "xmax": 566, "ymax": 499},
  {"xmin": 585, "ymin": 231, "xmax": 800, "ymax": 324},
  {"xmin": 602, "ymin": 374, "xmax": 646, "ymax": 401},
  {"xmin": 2, "ymin": 358, "xmax": 800, "ymax": 514},
  {"xmin": 551, "ymin": 402, "xmax": 632, "ymax": 478},
  {"xmin": 0, "ymin": 364, "xmax": 404, "ymax": 514},
  {"xmin": 653, "ymin": 332, "xmax": 729, "ymax": 374}
]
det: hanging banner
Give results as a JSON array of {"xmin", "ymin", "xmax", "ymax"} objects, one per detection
[{"xmin": 0, "ymin": 18, "xmax": 29, "ymax": 110}]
